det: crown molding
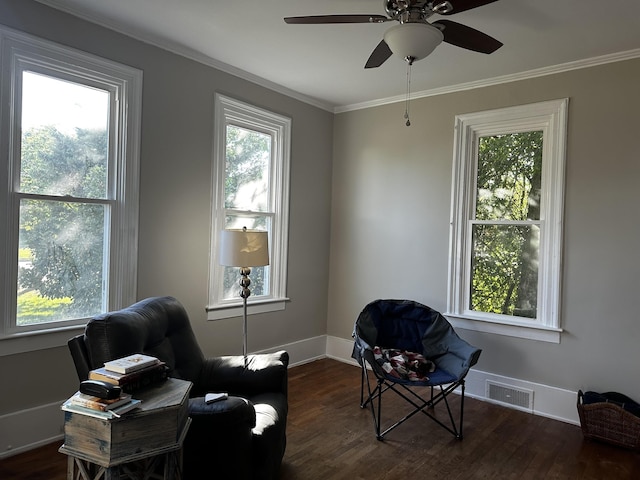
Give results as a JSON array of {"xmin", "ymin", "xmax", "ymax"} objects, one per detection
[{"xmin": 336, "ymin": 49, "xmax": 640, "ymax": 113}]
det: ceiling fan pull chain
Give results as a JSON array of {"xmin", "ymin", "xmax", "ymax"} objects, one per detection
[{"xmin": 404, "ymin": 60, "xmax": 412, "ymax": 127}]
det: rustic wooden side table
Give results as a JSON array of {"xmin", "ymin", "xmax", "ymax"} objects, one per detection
[{"xmin": 59, "ymin": 377, "xmax": 192, "ymax": 480}]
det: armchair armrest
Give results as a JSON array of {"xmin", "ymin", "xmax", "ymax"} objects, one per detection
[
  {"xmin": 68, "ymin": 334, "xmax": 91, "ymax": 382},
  {"xmin": 184, "ymin": 396, "xmax": 256, "ymax": 479},
  {"xmin": 195, "ymin": 350, "xmax": 289, "ymax": 398}
]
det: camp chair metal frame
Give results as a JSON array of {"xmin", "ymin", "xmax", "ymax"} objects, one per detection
[
  {"xmin": 358, "ymin": 351, "xmax": 466, "ymax": 440},
  {"xmin": 352, "ymin": 299, "xmax": 481, "ymax": 442}
]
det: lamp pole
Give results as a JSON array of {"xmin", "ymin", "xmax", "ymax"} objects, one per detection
[{"xmin": 240, "ymin": 266, "xmax": 251, "ymax": 368}]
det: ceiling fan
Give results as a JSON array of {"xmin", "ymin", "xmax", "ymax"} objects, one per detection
[{"xmin": 284, "ymin": 0, "xmax": 503, "ymax": 68}]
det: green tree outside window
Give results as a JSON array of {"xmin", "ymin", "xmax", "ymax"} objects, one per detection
[{"xmin": 470, "ymin": 131, "xmax": 543, "ymax": 318}]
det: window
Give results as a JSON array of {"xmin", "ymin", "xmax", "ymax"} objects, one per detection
[
  {"xmin": 446, "ymin": 99, "xmax": 568, "ymax": 343},
  {"xmin": 0, "ymin": 28, "xmax": 142, "ymax": 352},
  {"xmin": 207, "ymin": 94, "xmax": 290, "ymax": 319}
]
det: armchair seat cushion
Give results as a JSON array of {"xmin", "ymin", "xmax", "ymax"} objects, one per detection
[{"xmin": 188, "ymin": 396, "xmax": 256, "ymax": 428}]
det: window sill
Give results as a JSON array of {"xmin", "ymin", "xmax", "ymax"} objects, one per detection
[
  {"xmin": 445, "ymin": 313, "xmax": 562, "ymax": 343},
  {"xmin": 0, "ymin": 324, "xmax": 85, "ymax": 356},
  {"xmin": 206, "ymin": 297, "xmax": 289, "ymax": 321}
]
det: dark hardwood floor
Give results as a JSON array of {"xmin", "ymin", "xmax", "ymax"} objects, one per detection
[{"xmin": 2, "ymin": 358, "xmax": 639, "ymax": 479}]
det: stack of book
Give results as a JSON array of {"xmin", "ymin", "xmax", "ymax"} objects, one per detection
[
  {"xmin": 89, "ymin": 353, "xmax": 169, "ymax": 393},
  {"xmin": 62, "ymin": 391, "xmax": 141, "ymax": 420}
]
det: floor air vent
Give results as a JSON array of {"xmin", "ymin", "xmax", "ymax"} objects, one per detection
[{"xmin": 486, "ymin": 381, "xmax": 534, "ymax": 412}]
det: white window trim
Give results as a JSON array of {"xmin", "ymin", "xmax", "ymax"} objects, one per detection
[
  {"xmin": 207, "ymin": 94, "xmax": 290, "ymax": 320},
  {"xmin": 0, "ymin": 27, "xmax": 142, "ymax": 355},
  {"xmin": 446, "ymin": 99, "xmax": 568, "ymax": 343}
]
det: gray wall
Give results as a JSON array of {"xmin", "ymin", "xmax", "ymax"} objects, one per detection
[
  {"xmin": 329, "ymin": 58, "xmax": 640, "ymax": 400},
  {"xmin": 0, "ymin": 0, "xmax": 333, "ymax": 415},
  {"xmin": 1, "ymin": 0, "xmax": 639, "ymax": 451}
]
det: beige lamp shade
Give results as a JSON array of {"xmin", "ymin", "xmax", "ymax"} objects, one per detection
[{"xmin": 219, "ymin": 229, "xmax": 269, "ymax": 267}]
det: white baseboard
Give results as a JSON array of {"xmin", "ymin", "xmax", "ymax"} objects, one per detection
[
  {"xmin": 461, "ymin": 369, "xmax": 579, "ymax": 425},
  {"xmin": 0, "ymin": 334, "xmax": 579, "ymax": 459},
  {"xmin": 0, "ymin": 401, "xmax": 64, "ymax": 459},
  {"xmin": 325, "ymin": 334, "xmax": 359, "ymax": 366},
  {"xmin": 254, "ymin": 334, "xmax": 327, "ymax": 367}
]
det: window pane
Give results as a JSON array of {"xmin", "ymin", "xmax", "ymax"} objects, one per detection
[
  {"xmin": 222, "ymin": 264, "xmax": 268, "ymax": 300},
  {"xmin": 224, "ymin": 125, "xmax": 270, "ymax": 211},
  {"xmin": 476, "ymin": 132, "xmax": 543, "ymax": 221},
  {"xmin": 470, "ymin": 224, "xmax": 539, "ymax": 318},
  {"xmin": 224, "ymin": 214, "xmax": 268, "ymax": 231},
  {"xmin": 222, "ymin": 214, "xmax": 270, "ymax": 300},
  {"xmin": 17, "ymin": 198, "xmax": 107, "ymax": 325},
  {"xmin": 20, "ymin": 71, "xmax": 109, "ymax": 198}
]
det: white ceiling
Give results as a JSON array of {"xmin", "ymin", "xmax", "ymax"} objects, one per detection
[{"xmin": 36, "ymin": 0, "xmax": 640, "ymax": 111}]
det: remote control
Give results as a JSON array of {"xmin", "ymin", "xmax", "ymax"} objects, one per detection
[{"xmin": 205, "ymin": 392, "xmax": 228, "ymax": 404}]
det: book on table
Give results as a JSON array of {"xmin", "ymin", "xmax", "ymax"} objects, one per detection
[
  {"xmin": 89, "ymin": 361, "xmax": 168, "ymax": 392},
  {"xmin": 68, "ymin": 391, "xmax": 133, "ymax": 411},
  {"xmin": 62, "ymin": 397, "xmax": 142, "ymax": 420},
  {"xmin": 104, "ymin": 353, "xmax": 160, "ymax": 374}
]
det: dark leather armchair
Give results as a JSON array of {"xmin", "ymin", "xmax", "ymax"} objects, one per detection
[{"xmin": 67, "ymin": 295, "xmax": 288, "ymax": 480}]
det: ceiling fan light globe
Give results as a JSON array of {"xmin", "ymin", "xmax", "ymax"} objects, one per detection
[{"xmin": 383, "ymin": 23, "xmax": 444, "ymax": 61}]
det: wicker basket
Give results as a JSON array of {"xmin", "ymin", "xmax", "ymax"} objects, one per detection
[{"xmin": 577, "ymin": 390, "xmax": 640, "ymax": 451}]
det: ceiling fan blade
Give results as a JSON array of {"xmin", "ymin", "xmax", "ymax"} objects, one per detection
[
  {"xmin": 284, "ymin": 14, "xmax": 388, "ymax": 24},
  {"xmin": 365, "ymin": 40, "xmax": 393, "ymax": 69},
  {"xmin": 441, "ymin": 0, "xmax": 500, "ymax": 15},
  {"xmin": 432, "ymin": 20, "xmax": 502, "ymax": 53}
]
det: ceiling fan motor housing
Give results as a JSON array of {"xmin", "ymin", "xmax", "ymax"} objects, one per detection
[{"xmin": 384, "ymin": 0, "xmax": 452, "ymax": 20}]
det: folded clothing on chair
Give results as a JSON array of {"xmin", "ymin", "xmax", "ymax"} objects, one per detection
[{"xmin": 373, "ymin": 347, "xmax": 436, "ymax": 381}]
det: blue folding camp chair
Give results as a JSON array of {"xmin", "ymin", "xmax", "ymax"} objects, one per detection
[{"xmin": 352, "ymin": 299, "xmax": 482, "ymax": 440}]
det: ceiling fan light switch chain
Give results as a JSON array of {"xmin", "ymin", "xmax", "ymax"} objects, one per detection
[{"xmin": 404, "ymin": 61, "xmax": 412, "ymax": 127}]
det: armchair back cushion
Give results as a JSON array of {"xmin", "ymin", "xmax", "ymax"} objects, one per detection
[{"xmin": 81, "ymin": 296, "xmax": 205, "ymax": 383}]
